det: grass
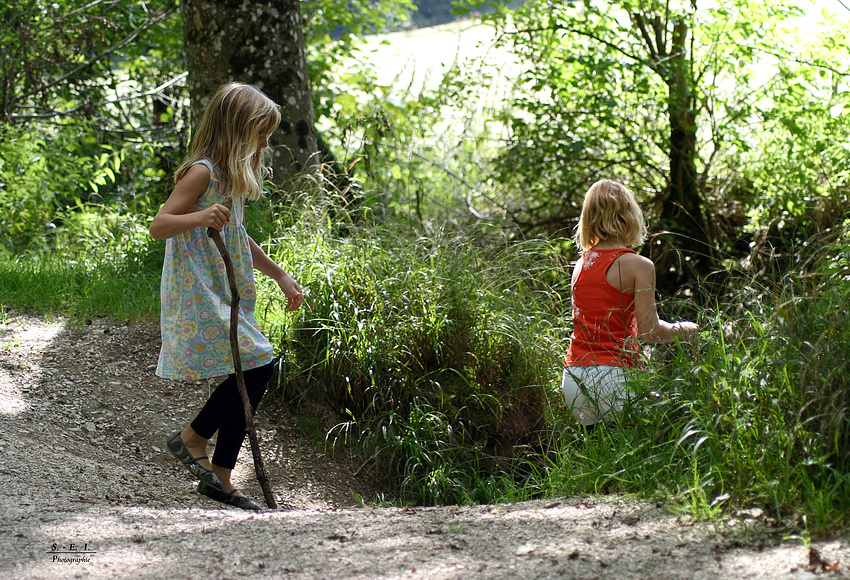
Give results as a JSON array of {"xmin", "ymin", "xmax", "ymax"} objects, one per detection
[
  {"xmin": 2, "ymin": 199, "xmax": 849, "ymax": 532},
  {"xmin": 256, "ymin": 206, "xmax": 568, "ymax": 504},
  {"xmin": 0, "ymin": 252, "xmax": 160, "ymax": 320},
  {"xmin": 0, "ymin": 206, "xmax": 163, "ymax": 320},
  {"xmin": 535, "ymin": 235, "xmax": 850, "ymax": 529}
]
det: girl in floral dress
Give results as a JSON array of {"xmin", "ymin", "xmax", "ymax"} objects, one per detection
[{"xmin": 150, "ymin": 83, "xmax": 303, "ymax": 509}]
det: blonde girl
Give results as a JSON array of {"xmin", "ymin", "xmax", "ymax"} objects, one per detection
[
  {"xmin": 150, "ymin": 83, "xmax": 304, "ymax": 510},
  {"xmin": 563, "ymin": 179, "xmax": 698, "ymax": 428}
]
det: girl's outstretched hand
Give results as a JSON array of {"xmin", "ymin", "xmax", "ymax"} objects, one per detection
[
  {"xmin": 674, "ymin": 321, "xmax": 700, "ymax": 340},
  {"xmin": 277, "ymin": 274, "xmax": 304, "ymax": 311}
]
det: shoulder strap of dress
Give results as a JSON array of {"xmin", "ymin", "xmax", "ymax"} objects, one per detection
[
  {"xmin": 579, "ymin": 249, "xmax": 636, "ymax": 283},
  {"xmin": 600, "ymin": 248, "xmax": 636, "ymax": 272},
  {"xmin": 191, "ymin": 159, "xmax": 213, "ymax": 172}
]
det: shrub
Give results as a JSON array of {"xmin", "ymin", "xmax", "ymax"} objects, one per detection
[
  {"xmin": 543, "ymin": 223, "xmax": 850, "ymax": 528},
  {"xmin": 263, "ymin": 218, "xmax": 566, "ymax": 504}
]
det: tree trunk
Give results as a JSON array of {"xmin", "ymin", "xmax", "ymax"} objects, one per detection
[
  {"xmin": 652, "ymin": 19, "xmax": 715, "ymax": 294},
  {"xmin": 181, "ymin": 0, "xmax": 319, "ymax": 189}
]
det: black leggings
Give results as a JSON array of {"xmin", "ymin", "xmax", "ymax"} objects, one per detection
[{"xmin": 190, "ymin": 362, "xmax": 274, "ymax": 470}]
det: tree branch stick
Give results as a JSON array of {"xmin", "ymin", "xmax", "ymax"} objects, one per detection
[{"xmin": 207, "ymin": 198, "xmax": 277, "ymax": 509}]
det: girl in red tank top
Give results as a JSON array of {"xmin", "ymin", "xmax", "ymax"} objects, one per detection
[
  {"xmin": 562, "ymin": 180, "xmax": 699, "ymax": 428},
  {"xmin": 565, "ymin": 247, "xmax": 640, "ymax": 369}
]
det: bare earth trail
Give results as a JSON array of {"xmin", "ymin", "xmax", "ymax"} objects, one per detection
[{"xmin": 0, "ymin": 314, "xmax": 847, "ymax": 580}]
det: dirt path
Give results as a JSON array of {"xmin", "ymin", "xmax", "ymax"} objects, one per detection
[{"xmin": 0, "ymin": 314, "xmax": 847, "ymax": 580}]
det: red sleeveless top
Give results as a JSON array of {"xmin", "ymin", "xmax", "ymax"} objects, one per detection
[{"xmin": 564, "ymin": 248, "xmax": 640, "ymax": 369}]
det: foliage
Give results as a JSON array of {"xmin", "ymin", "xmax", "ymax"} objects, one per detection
[
  {"xmin": 255, "ymin": 204, "xmax": 567, "ymax": 504},
  {"xmin": 543, "ymin": 224, "xmax": 850, "ymax": 529},
  {"xmin": 0, "ymin": 0, "xmax": 188, "ymax": 253},
  {"xmin": 737, "ymin": 10, "xmax": 850, "ymax": 238},
  {"xmin": 303, "ymin": 0, "xmax": 413, "ymax": 124},
  {"xmin": 445, "ymin": 0, "xmax": 849, "ymax": 246},
  {"xmin": 313, "ymin": 47, "xmax": 518, "ymax": 235},
  {"xmin": 302, "ymin": 0, "xmax": 458, "ymax": 222},
  {"xmin": 0, "ymin": 0, "xmax": 181, "ymax": 121},
  {"xmin": 0, "ymin": 205, "xmax": 162, "ymax": 319}
]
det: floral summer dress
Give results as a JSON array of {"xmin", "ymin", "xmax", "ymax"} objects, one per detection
[{"xmin": 156, "ymin": 160, "xmax": 273, "ymax": 381}]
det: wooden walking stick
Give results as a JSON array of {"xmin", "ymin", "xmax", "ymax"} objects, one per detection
[{"xmin": 207, "ymin": 197, "xmax": 277, "ymax": 509}]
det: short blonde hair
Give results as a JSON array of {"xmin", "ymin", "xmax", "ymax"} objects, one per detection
[
  {"xmin": 176, "ymin": 83, "xmax": 281, "ymax": 201},
  {"xmin": 573, "ymin": 179, "xmax": 647, "ymax": 250}
]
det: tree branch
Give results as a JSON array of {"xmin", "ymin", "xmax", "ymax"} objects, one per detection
[
  {"xmin": 507, "ymin": 24, "xmax": 650, "ymax": 70},
  {"xmin": 18, "ymin": 3, "xmax": 176, "ymax": 103},
  {"xmin": 10, "ymin": 72, "xmax": 188, "ymax": 121},
  {"xmin": 207, "ymin": 197, "xmax": 278, "ymax": 510},
  {"xmin": 632, "ymin": 12, "xmax": 659, "ymax": 59}
]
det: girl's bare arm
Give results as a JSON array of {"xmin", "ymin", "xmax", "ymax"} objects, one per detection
[
  {"xmin": 149, "ymin": 164, "xmax": 231, "ymax": 239},
  {"xmin": 248, "ymin": 237, "xmax": 304, "ymax": 311},
  {"xmin": 630, "ymin": 255, "xmax": 698, "ymax": 343}
]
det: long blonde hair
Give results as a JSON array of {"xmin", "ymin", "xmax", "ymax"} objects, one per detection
[
  {"xmin": 175, "ymin": 83, "xmax": 281, "ymax": 201},
  {"xmin": 573, "ymin": 179, "xmax": 647, "ymax": 250}
]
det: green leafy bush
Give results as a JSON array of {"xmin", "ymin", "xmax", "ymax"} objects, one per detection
[
  {"xmin": 261, "ymin": 214, "xmax": 567, "ymax": 504},
  {"xmin": 0, "ymin": 204, "xmax": 162, "ymax": 319},
  {"xmin": 543, "ymin": 224, "xmax": 850, "ymax": 528}
]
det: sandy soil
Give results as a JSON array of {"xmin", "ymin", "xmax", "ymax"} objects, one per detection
[{"xmin": 0, "ymin": 314, "xmax": 847, "ymax": 580}]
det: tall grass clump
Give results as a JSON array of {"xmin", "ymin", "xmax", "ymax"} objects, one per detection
[
  {"xmin": 0, "ymin": 205, "xmax": 163, "ymax": 320},
  {"xmin": 258, "ymin": 204, "xmax": 568, "ymax": 505},
  {"xmin": 544, "ymin": 224, "xmax": 850, "ymax": 529}
]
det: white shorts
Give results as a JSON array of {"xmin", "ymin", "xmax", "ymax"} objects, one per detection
[{"xmin": 561, "ymin": 366, "xmax": 628, "ymax": 425}]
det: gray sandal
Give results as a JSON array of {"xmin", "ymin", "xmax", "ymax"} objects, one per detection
[
  {"xmin": 165, "ymin": 431, "xmax": 223, "ymax": 489},
  {"xmin": 197, "ymin": 481, "xmax": 264, "ymax": 511}
]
